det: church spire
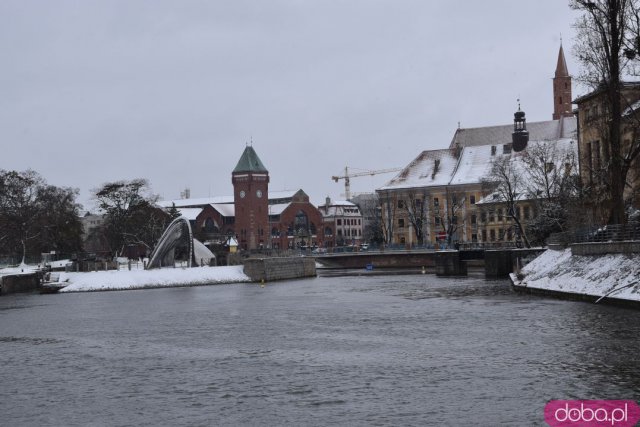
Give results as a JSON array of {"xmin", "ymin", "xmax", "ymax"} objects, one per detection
[
  {"xmin": 552, "ymin": 43, "xmax": 573, "ymax": 120},
  {"xmin": 555, "ymin": 43, "xmax": 569, "ymax": 77}
]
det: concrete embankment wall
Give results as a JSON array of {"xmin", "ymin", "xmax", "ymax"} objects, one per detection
[
  {"xmin": 571, "ymin": 241, "xmax": 640, "ymax": 255},
  {"xmin": 0, "ymin": 273, "xmax": 41, "ymax": 295},
  {"xmin": 485, "ymin": 248, "xmax": 545, "ymax": 278},
  {"xmin": 243, "ymin": 257, "xmax": 316, "ymax": 282}
]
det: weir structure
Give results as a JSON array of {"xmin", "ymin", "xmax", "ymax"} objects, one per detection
[{"xmin": 146, "ymin": 217, "xmax": 215, "ymax": 269}]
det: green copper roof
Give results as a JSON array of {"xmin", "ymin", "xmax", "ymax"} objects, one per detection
[{"xmin": 233, "ymin": 146, "xmax": 268, "ymax": 173}]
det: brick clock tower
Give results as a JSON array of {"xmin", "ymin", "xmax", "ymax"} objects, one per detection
[
  {"xmin": 553, "ymin": 44, "xmax": 573, "ymax": 120},
  {"xmin": 232, "ymin": 146, "xmax": 269, "ymax": 250}
]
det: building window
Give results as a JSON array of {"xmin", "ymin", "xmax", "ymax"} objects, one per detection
[
  {"xmin": 337, "ymin": 219, "xmax": 342, "ymax": 226},
  {"xmin": 497, "ymin": 209, "xmax": 503, "ymax": 222},
  {"xmin": 398, "ymin": 200, "xmax": 404, "ymax": 209},
  {"xmin": 471, "ymin": 214, "xmax": 477, "ymax": 225},
  {"xmin": 524, "ymin": 206, "xmax": 531, "ymax": 220},
  {"xmin": 503, "ymin": 143, "xmax": 512, "ymax": 154},
  {"xmin": 490, "ymin": 229, "xmax": 496, "ymax": 241},
  {"xmin": 435, "ymin": 216, "xmax": 440, "ymax": 226},
  {"xmin": 433, "ymin": 197, "xmax": 439, "ymax": 206},
  {"xmin": 491, "ymin": 145, "xmax": 497, "ymax": 156},
  {"xmin": 470, "ymin": 195, "xmax": 476, "ymax": 204},
  {"xmin": 472, "ymin": 233, "xmax": 478, "ymax": 243},
  {"xmin": 398, "ymin": 218, "xmax": 405, "ymax": 228},
  {"xmin": 480, "ymin": 212, "xmax": 486, "ymax": 223},
  {"xmin": 481, "ymin": 230, "xmax": 487, "ymax": 241}
]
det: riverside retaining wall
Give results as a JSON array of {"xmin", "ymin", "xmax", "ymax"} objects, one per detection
[
  {"xmin": 435, "ymin": 251, "xmax": 467, "ymax": 276},
  {"xmin": 0, "ymin": 272, "xmax": 41, "ymax": 295},
  {"xmin": 243, "ymin": 257, "xmax": 316, "ymax": 282},
  {"xmin": 571, "ymin": 241, "xmax": 640, "ymax": 255}
]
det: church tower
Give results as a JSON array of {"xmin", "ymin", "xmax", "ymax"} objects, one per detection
[
  {"xmin": 232, "ymin": 146, "xmax": 269, "ymax": 250},
  {"xmin": 553, "ymin": 44, "xmax": 573, "ymax": 120}
]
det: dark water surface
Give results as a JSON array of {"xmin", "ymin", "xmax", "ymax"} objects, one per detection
[{"xmin": 1, "ymin": 273, "xmax": 640, "ymax": 426}]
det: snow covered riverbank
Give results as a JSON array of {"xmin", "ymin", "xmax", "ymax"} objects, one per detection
[
  {"xmin": 58, "ymin": 265, "xmax": 251, "ymax": 292},
  {"xmin": 511, "ymin": 248, "xmax": 640, "ymax": 303}
]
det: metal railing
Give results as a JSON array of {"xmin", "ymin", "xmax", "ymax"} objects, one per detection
[{"xmin": 547, "ymin": 223, "xmax": 640, "ymax": 246}]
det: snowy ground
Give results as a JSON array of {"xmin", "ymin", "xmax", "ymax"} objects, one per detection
[
  {"xmin": 512, "ymin": 248, "xmax": 640, "ymax": 302},
  {"xmin": 57, "ymin": 266, "xmax": 251, "ymax": 292}
]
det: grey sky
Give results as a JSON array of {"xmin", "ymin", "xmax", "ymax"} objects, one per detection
[{"xmin": 1, "ymin": 1, "xmax": 581, "ymax": 209}]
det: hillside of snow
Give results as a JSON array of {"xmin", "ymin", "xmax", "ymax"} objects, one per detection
[
  {"xmin": 512, "ymin": 248, "xmax": 640, "ymax": 302},
  {"xmin": 58, "ymin": 265, "xmax": 250, "ymax": 292}
]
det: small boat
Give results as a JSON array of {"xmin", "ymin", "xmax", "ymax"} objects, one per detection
[
  {"xmin": 40, "ymin": 272, "xmax": 68, "ymax": 294},
  {"xmin": 40, "ymin": 282, "xmax": 68, "ymax": 294}
]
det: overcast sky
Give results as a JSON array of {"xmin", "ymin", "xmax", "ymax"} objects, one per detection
[{"xmin": 1, "ymin": 1, "xmax": 583, "ymax": 210}]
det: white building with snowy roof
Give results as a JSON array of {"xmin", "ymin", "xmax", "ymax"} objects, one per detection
[{"xmin": 375, "ymin": 44, "xmax": 581, "ymax": 248}]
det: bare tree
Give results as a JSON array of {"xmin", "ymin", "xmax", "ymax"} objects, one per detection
[
  {"xmin": 93, "ymin": 179, "xmax": 167, "ymax": 256},
  {"xmin": 433, "ymin": 187, "xmax": 466, "ymax": 246},
  {"xmin": 377, "ymin": 190, "xmax": 398, "ymax": 245},
  {"xmin": 400, "ymin": 188, "xmax": 429, "ymax": 245},
  {"xmin": 0, "ymin": 170, "xmax": 83, "ymax": 262},
  {"xmin": 521, "ymin": 141, "xmax": 584, "ymax": 243},
  {"xmin": 572, "ymin": 0, "xmax": 640, "ymax": 224},
  {"xmin": 482, "ymin": 156, "xmax": 532, "ymax": 248}
]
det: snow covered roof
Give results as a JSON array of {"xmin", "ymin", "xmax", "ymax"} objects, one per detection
[
  {"xmin": 378, "ymin": 137, "xmax": 578, "ymax": 194},
  {"xmin": 448, "ymin": 144, "xmax": 494, "ymax": 186},
  {"xmin": 268, "ymin": 203, "xmax": 291, "ymax": 216},
  {"xmin": 158, "ymin": 190, "xmax": 301, "ymax": 210},
  {"xmin": 475, "ymin": 138, "xmax": 578, "ymax": 204},
  {"xmin": 326, "ymin": 200, "xmax": 356, "ymax": 207},
  {"xmin": 268, "ymin": 190, "xmax": 299, "ymax": 201},
  {"xmin": 449, "ymin": 116, "xmax": 576, "ymax": 148},
  {"xmin": 158, "ymin": 196, "xmax": 233, "ymax": 208},
  {"xmin": 210, "ymin": 203, "xmax": 235, "ymax": 217},
  {"xmin": 177, "ymin": 208, "xmax": 203, "ymax": 221},
  {"xmin": 378, "ymin": 149, "xmax": 459, "ymax": 190}
]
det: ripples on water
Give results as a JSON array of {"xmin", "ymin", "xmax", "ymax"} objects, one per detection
[{"xmin": 1, "ymin": 273, "xmax": 640, "ymax": 426}]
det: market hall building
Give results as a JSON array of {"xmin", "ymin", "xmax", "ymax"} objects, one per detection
[{"xmin": 158, "ymin": 146, "xmax": 333, "ymax": 251}]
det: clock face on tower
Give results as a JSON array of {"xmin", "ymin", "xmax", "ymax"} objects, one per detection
[
  {"xmin": 239, "ymin": 190, "xmax": 246, "ymax": 198},
  {"xmin": 256, "ymin": 190, "xmax": 263, "ymax": 198}
]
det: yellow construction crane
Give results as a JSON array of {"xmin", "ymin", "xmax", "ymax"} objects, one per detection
[{"xmin": 331, "ymin": 166, "xmax": 402, "ymax": 200}]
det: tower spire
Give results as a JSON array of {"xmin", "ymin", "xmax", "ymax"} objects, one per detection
[{"xmin": 552, "ymin": 43, "xmax": 572, "ymax": 119}]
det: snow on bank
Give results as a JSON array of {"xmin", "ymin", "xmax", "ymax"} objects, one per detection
[
  {"xmin": 513, "ymin": 248, "xmax": 640, "ymax": 302},
  {"xmin": 58, "ymin": 265, "xmax": 251, "ymax": 292},
  {"xmin": 0, "ymin": 263, "xmax": 39, "ymax": 276}
]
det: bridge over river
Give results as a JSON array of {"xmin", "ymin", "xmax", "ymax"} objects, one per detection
[{"xmin": 315, "ymin": 248, "xmax": 544, "ymax": 277}]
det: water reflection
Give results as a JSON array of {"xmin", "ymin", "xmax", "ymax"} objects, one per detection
[{"xmin": 1, "ymin": 274, "xmax": 639, "ymax": 426}]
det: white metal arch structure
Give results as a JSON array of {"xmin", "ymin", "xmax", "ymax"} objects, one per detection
[{"xmin": 146, "ymin": 216, "xmax": 195, "ymax": 269}]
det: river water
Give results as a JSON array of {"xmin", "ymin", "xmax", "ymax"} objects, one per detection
[{"xmin": 1, "ymin": 272, "xmax": 639, "ymax": 426}]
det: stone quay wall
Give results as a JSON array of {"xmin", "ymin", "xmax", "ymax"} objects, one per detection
[
  {"xmin": 243, "ymin": 257, "xmax": 316, "ymax": 282},
  {"xmin": 0, "ymin": 272, "xmax": 41, "ymax": 295},
  {"xmin": 571, "ymin": 241, "xmax": 640, "ymax": 256}
]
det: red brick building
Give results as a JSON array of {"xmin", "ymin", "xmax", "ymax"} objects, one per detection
[
  {"xmin": 232, "ymin": 146, "xmax": 270, "ymax": 250},
  {"xmin": 268, "ymin": 189, "xmax": 329, "ymax": 249},
  {"xmin": 158, "ymin": 147, "xmax": 333, "ymax": 251}
]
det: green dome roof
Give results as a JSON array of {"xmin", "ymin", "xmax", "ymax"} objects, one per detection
[{"xmin": 233, "ymin": 146, "xmax": 268, "ymax": 173}]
